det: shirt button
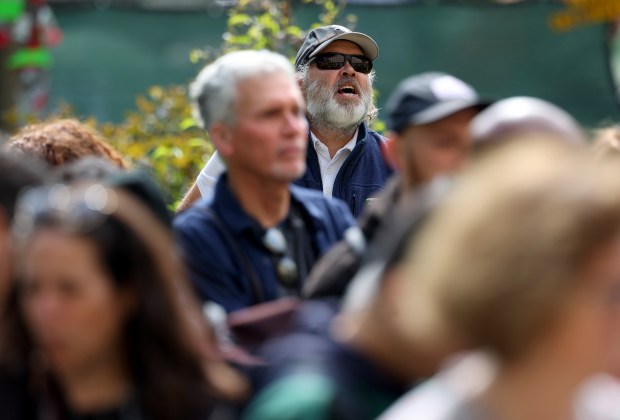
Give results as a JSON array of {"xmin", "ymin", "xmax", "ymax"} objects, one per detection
[{"xmin": 326, "ymin": 189, "xmax": 332, "ymax": 197}]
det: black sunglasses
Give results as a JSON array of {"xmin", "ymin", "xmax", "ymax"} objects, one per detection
[
  {"xmin": 262, "ymin": 227, "xmax": 298, "ymax": 288},
  {"xmin": 311, "ymin": 52, "xmax": 373, "ymax": 74}
]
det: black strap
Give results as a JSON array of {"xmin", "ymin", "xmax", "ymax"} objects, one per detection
[
  {"xmin": 288, "ymin": 206, "xmax": 313, "ymax": 284},
  {"xmin": 201, "ymin": 207, "xmax": 266, "ymax": 304}
]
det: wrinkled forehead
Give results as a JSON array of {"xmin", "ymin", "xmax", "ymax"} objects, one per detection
[{"xmin": 319, "ymin": 40, "xmax": 365, "ymax": 56}]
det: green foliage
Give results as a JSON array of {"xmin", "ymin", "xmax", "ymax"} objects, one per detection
[
  {"xmin": 222, "ymin": 0, "xmax": 345, "ymax": 56},
  {"xmin": 97, "ymin": 86, "xmax": 212, "ymax": 209},
  {"xmin": 190, "ymin": 0, "xmax": 352, "ymax": 65}
]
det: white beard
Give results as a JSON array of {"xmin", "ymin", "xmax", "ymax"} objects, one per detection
[{"xmin": 305, "ymin": 77, "xmax": 372, "ymax": 130}]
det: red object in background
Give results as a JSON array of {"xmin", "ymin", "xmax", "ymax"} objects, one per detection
[
  {"xmin": 46, "ymin": 25, "xmax": 61, "ymax": 46},
  {"xmin": 0, "ymin": 28, "xmax": 10, "ymax": 49},
  {"xmin": 27, "ymin": 17, "xmax": 40, "ymax": 48}
]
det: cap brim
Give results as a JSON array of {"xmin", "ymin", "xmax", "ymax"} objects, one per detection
[
  {"xmin": 410, "ymin": 98, "xmax": 493, "ymax": 126},
  {"xmin": 309, "ymin": 32, "xmax": 379, "ymax": 61}
]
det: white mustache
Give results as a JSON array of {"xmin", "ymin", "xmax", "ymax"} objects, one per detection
[{"xmin": 336, "ymin": 76, "xmax": 361, "ymax": 93}]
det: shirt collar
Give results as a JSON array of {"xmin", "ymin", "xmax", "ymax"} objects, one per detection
[
  {"xmin": 211, "ymin": 173, "xmax": 264, "ymax": 236},
  {"xmin": 310, "ymin": 127, "xmax": 359, "ymax": 154}
]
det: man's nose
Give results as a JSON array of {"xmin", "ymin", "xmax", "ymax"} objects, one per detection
[{"xmin": 340, "ymin": 58, "xmax": 357, "ymax": 75}]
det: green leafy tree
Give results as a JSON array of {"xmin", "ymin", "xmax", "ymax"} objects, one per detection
[
  {"xmin": 191, "ymin": 0, "xmax": 353, "ymax": 64},
  {"xmin": 100, "ymin": 86, "xmax": 213, "ymax": 208}
]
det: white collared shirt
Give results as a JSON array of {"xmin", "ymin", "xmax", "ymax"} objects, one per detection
[
  {"xmin": 311, "ymin": 128, "xmax": 358, "ymax": 197},
  {"xmin": 196, "ymin": 151, "xmax": 226, "ymax": 201},
  {"xmin": 196, "ymin": 128, "xmax": 359, "ymax": 199}
]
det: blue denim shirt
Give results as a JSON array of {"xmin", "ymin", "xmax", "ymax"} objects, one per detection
[
  {"xmin": 295, "ymin": 122, "xmax": 394, "ymax": 217},
  {"xmin": 173, "ymin": 174, "xmax": 355, "ymax": 312}
]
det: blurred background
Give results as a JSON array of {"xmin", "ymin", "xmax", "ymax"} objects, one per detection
[{"xmin": 2, "ymin": 0, "xmax": 620, "ymax": 203}]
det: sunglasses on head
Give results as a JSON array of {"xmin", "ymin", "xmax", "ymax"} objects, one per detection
[
  {"xmin": 310, "ymin": 52, "xmax": 373, "ymax": 74},
  {"xmin": 262, "ymin": 227, "xmax": 299, "ymax": 288},
  {"xmin": 13, "ymin": 183, "xmax": 120, "ymax": 240}
]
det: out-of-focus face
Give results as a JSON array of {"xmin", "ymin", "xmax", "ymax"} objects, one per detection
[
  {"xmin": 20, "ymin": 229, "xmax": 133, "ymax": 377},
  {"xmin": 302, "ymin": 40, "xmax": 374, "ymax": 130},
  {"xmin": 219, "ymin": 72, "xmax": 308, "ymax": 183},
  {"xmin": 388, "ymin": 107, "xmax": 479, "ymax": 188},
  {"xmin": 545, "ymin": 237, "xmax": 620, "ymax": 380}
]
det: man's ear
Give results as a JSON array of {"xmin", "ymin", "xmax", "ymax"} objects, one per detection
[
  {"xmin": 209, "ymin": 122, "xmax": 234, "ymax": 158},
  {"xmin": 382, "ymin": 132, "xmax": 400, "ymax": 171},
  {"xmin": 296, "ymin": 74, "xmax": 307, "ymax": 96}
]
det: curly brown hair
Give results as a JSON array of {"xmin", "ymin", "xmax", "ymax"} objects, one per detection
[{"xmin": 7, "ymin": 119, "xmax": 128, "ymax": 169}]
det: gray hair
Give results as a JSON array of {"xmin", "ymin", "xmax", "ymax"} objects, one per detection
[{"xmin": 190, "ymin": 50, "xmax": 295, "ymax": 129}]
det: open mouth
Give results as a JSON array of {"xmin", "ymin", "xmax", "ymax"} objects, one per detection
[{"xmin": 337, "ymin": 84, "xmax": 358, "ymax": 96}]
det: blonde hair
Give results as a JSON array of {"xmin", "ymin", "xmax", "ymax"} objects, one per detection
[{"xmin": 400, "ymin": 138, "xmax": 620, "ymax": 361}]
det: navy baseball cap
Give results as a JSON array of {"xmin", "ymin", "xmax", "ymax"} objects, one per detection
[
  {"xmin": 294, "ymin": 25, "xmax": 379, "ymax": 70},
  {"xmin": 386, "ymin": 72, "xmax": 491, "ymax": 134}
]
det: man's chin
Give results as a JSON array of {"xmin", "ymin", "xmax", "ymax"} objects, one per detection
[
  {"xmin": 273, "ymin": 164, "xmax": 307, "ymax": 183},
  {"xmin": 307, "ymin": 98, "xmax": 368, "ymax": 129},
  {"xmin": 330, "ymin": 99, "xmax": 367, "ymax": 116},
  {"xmin": 327, "ymin": 112, "xmax": 366, "ymax": 130},
  {"xmin": 333, "ymin": 95, "xmax": 363, "ymax": 108}
]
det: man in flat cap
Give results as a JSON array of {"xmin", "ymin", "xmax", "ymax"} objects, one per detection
[{"xmin": 178, "ymin": 25, "xmax": 393, "ymax": 218}]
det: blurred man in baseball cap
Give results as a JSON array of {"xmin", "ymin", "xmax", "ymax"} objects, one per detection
[{"xmin": 384, "ymin": 71, "xmax": 491, "ymax": 191}]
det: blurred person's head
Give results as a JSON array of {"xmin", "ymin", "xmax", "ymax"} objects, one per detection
[
  {"xmin": 105, "ymin": 170, "xmax": 172, "ymax": 228},
  {"xmin": 470, "ymin": 96, "xmax": 585, "ymax": 153},
  {"xmin": 55, "ymin": 156, "xmax": 125, "ymax": 185},
  {"xmin": 295, "ymin": 25, "xmax": 379, "ymax": 130},
  {"xmin": 55, "ymin": 158, "xmax": 172, "ymax": 227},
  {"xmin": 191, "ymin": 50, "xmax": 307, "ymax": 185},
  {"xmin": 7, "ymin": 119, "xmax": 129, "ymax": 169},
  {"xmin": 0, "ymin": 152, "xmax": 45, "ymax": 309},
  {"xmin": 384, "ymin": 72, "xmax": 488, "ymax": 190},
  {"xmin": 2, "ymin": 183, "xmax": 244, "ymax": 419},
  {"xmin": 400, "ymin": 139, "xmax": 620, "ymax": 384}
]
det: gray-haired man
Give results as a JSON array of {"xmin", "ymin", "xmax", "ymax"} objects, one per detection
[{"xmin": 173, "ymin": 50, "xmax": 355, "ymax": 312}]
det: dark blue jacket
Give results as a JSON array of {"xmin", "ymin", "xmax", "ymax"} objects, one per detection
[
  {"xmin": 295, "ymin": 122, "xmax": 393, "ymax": 218},
  {"xmin": 173, "ymin": 175, "xmax": 355, "ymax": 313}
]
